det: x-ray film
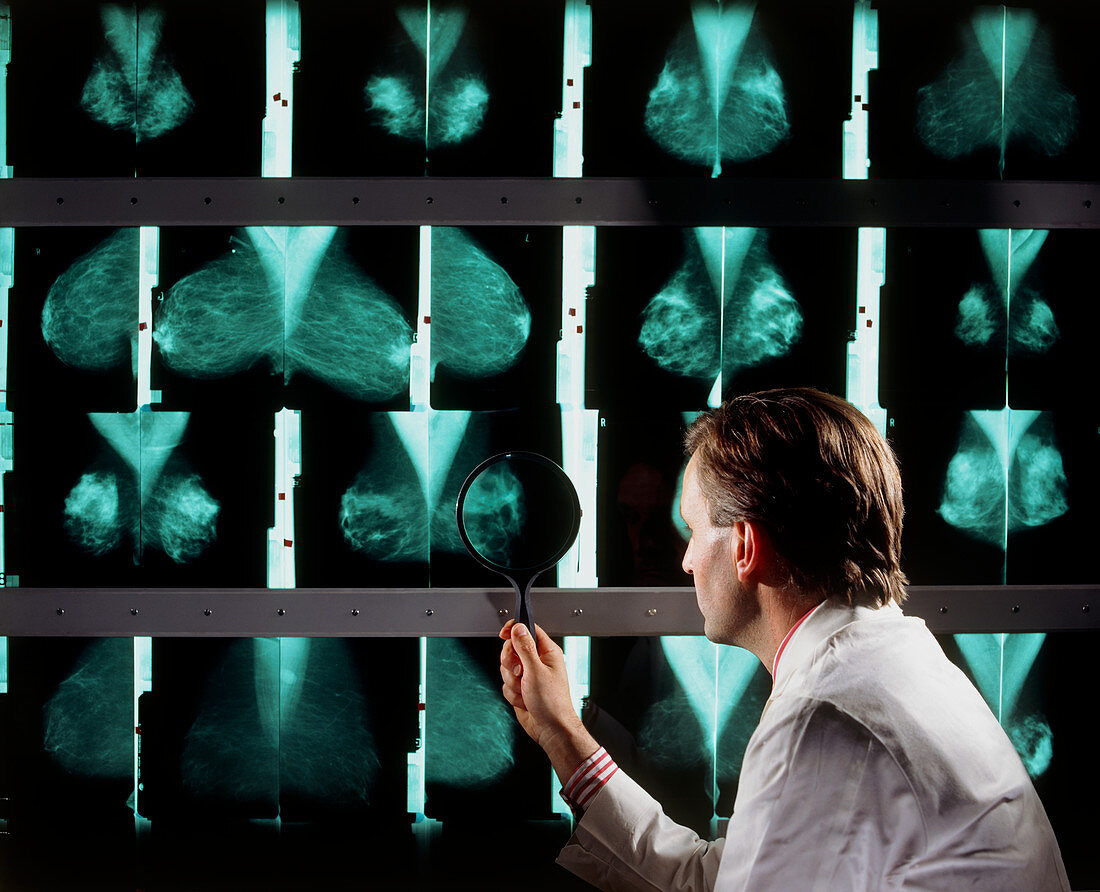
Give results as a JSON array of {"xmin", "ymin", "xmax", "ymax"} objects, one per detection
[
  {"xmin": 584, "ymin": 0, "xmax": 849, "ymax": 177},
  {"xmin": 590, "ymin": 227, "xmax": 851, "ymax": 411},
  {"xmin": 6, "ymin": 0, "xmax": 262, "ymax": 176},
  {"xmin": 294, "ymin": 0, "xmax": 560, "ymax": 176},
  {"xmin": 153, "ymin": 227, "xmax": 418, "ymax": 412},
  {"xmin": 872, "ymin": 1, "xmax": 1100, "ymax": 179}
]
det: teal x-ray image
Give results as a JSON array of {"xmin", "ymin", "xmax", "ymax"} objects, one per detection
[
  {"xmin": 146, "ymin": 638, "xmax": 416, "ymax": 822},
  {"xmin": 6, "ymin": 0, "xmax": 262, "ymax": 175},
  {"xmin": 428, "ymin": 227, "xmax": 559, "ymax": 409},
  {"xmin": 3, "ymin": 639, "xmax": 138, "ymax": 889},
  {"xmin": 637, "ymin": 227, "xmax": 802, "ymax": 404},
  {"xmin": 643, "ymin": 2, "xmax": 789, "ymax": 176},
  {"xmin": 953, "ymin": 230, "xmax": 1059, "ymax": 355},
  {"xmin": 915, "ymin": 7, "xmax": 1076, "ymax": 177},
  {"xmin": 584, "ymin": 0, "xmax": 848, "ymax": 176},
  {"xmin": 41, "ymin": 638, "xmax": 135, "ymax": 784},
  {"xmin": 949, "ymin": 633, "xmax": 1052, "ymax": 779},
  {"xmin": 873, "ymin": 3, "xmax": 1099, "ymax": 179},
  {"xmin": 40, "ymin": 228, "xmax": 139, "ymax": 374},
  {"xmin": 80, "ymin": 3, "xmax": 194, "ymax": 142},
  {"xmin": 61, "ymin": 411, "xmax": 220, "ymax": 564},
  {"xmin": 2, "ymin": 399, "xmax": 269, "ymax": 586},
  {"xmin": 6, "ymin": 229, "xmax": 141, "ymax": 412},
  {"xmin": 363, "ymin": 6, "xmax": 489, "ymax": 150},
  {"xmin": 424, "ymin": 638, "xmax": 515, "ymax": 793},
  {"xmin": 937, "ymin": 409, "xmax": 1067, "ymax": 567},
  {"xmin": 155, "ymin": 228, "xmax": 413, "ymax": 405},
  {"xmin": 294, "ymin": 2, "xmax": 560, "ymax": 175},
  {"xmin": 293, "ymin": 407, "xmax": 562, "ymax": 588},
  {"xmin": 880, "ymin": 230, "xmax": 1063, "ymax": 411},
  {"xmin": 590, "ymin": 227, "xmax": 850, "ymax": 410},
  {"xmin": 886, "ymin": 402, "xmax": 1093, "ymax": 587}
]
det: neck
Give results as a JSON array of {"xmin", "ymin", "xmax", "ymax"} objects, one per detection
[{"xmin": 752, "ymin": 586, "xmax": 824, "ymax": 676}]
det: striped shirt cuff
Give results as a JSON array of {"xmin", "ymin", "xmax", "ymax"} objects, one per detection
[{"xmin": 561, "ymin": 746, "xmax": 619, "ymax": 814}]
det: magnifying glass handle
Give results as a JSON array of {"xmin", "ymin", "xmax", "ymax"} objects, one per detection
[{"xmin": 515, "ymin": 575, "xmax": 538, "ymax": 632}]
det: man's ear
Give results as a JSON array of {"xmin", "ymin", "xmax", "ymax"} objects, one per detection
[{"xmin": 730, "ymin": 520, "xmax": 771, "ymax": 583}]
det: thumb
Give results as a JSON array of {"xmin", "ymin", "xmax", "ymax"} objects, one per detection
[{"xmin": 511, "ymin": 623, "xmax": 541, "ymax": 674}]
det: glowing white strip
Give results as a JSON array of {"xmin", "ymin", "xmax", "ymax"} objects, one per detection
[
  {"xmin": 412, "ymin": 226, "xmax": 433, "ymax": 410},
  {"xmin": 846, "ymin": 228, "xmax": 887, "ymax": 436},
  {"xmin": 137, "ymin": 226, "xmax": 158, "ymax": 409},
  {"xmin": 2, "ymin": 4, "xmax": 17, "ymax": 627},
  {"xmin": 408, "ymin": 638, "xmax": 428, "ymax": 816},
  {"xmin": 132, "ymin": 635, "xmax": 152, "ymax": 816},
  {"xmin": 843, "ymin": 0, "xmax": 877, "ymax": 180},
  {"xmin": 267, "ymin": 408, "xmax": 301, "ymax": 589},
  {"xmin": 555, "ymin": 0, "xmax": 596, "ymax": 818},
  {"xmin": 262, "ymin": 0, "xmax": 300, "ymax": 179}
]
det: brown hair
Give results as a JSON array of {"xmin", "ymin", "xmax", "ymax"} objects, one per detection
[{"xmin": 684, "ymin": 388, "xmax": 907, "ymax": 606}]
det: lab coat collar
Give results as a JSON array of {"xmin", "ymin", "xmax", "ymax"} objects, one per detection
[{"xmin": 771, "ymin": 596, "xmax": 903, "ymax": 697}]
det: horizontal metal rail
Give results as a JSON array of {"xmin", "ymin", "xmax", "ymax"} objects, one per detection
[
  {"xmin": 1, "ymin": 178, "xmax": 1099, "ymax": 228},
  {"xmin": 1, "ymin": 585, "xmax": 1096, "ymax": 637}
]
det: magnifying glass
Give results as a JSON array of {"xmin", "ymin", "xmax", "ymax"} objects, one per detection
[{"xmin": 455, "ymin": 451, "xmax": 582, "ymax": 632}]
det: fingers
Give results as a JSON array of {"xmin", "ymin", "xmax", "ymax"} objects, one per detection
[
  {"xmin": 500, "ymin": 639, "xmax": 522, "ymax": 678},
  {"xmin": 498, "ymin": 619, "xmax": 515, "ymax": 641},
  {"xmin": 510, "ymin": 623, "xmax": 539, "ymax": 666}
]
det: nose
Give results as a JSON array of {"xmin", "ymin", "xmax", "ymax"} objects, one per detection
[{"xmin": 681, "ymin": 539, "xmax": 693, "ymax": 576}]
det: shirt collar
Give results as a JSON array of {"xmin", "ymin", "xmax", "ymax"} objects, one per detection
[{"xmin": 770, "ymin": 596, "xmax": 904, "ymax": 692}]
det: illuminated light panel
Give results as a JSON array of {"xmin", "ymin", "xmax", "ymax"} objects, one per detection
[
  {"xmin": 954, "ymin": 632, "xmax": 1052, "ymax": 777},
  {"xmin": 81, "ymin": 4, "xmax": 194, "ymax": 142},
  {"xmin": 43, "ymin": 638, "xmax": 134, "ymax": 780},
  {"xmin": 425, "ymin": 639, "xmax": 514, "ymax": 788},
  {"xmin": 916, "ymin": 6, "xmax": 1077, "ymax": 176},
  {"xmin": 65, "ymin": 411, "xmax": 219, "ymax": 563},
  {"xmin": 154, "ymin": 228, "xmax": 412, "ymax": 402},
  {"xmin": 364, "ymin": 5, "xmax": 488, "ymax": 149},
  {"xmin": 637, "ymin": 227, "xmax": 801, "ymax": 405},
  {"xmin": 645, "ymin": 1, "xmax": 789, "ymax": 176}
]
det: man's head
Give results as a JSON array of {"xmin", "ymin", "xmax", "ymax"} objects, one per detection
[{"xmin": 683, "ymin": 388, "xmax": 907, "ymax": 607}]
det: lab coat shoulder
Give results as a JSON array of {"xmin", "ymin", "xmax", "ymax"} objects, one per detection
[{"xmin": 717, "ymin": 690, "xmax": 924, "ymax": 890}]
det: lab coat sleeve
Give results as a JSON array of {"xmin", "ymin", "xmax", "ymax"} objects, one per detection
[{"xmin": 557, "ymin": 770, "xmax": 726, "ymax": 892}]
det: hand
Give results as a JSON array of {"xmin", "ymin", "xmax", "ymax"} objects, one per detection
[{"xmin": 499, "ymin": 620, "xmax": 599, "ymax": 782}]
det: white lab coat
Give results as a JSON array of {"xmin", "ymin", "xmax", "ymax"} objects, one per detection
[{"xmin": 558, "ymin": 599, "xmax": 1069, "ymax": 891}]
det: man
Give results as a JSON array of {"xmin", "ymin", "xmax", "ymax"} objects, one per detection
[{"xmin": 500, "ymin": 388, "xmax": 1068, "ymax": 890}]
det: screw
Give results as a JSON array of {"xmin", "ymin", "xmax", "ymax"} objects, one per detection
[
  {"xmin": 939, "ymin": 606, "xmax": 948, "ymax": 614},
  {"xmin": 646, "ymin": 608, "xmax": 658, "ymax": 617},
  {"xmin": 573, "ymin": 608, "xmax": 583, "ymax": 617},
  {"xmin": 204, "ymin": 609, "xmax": 212, "ymax": 616},
  {"xmin": 351, "ymin": 609, "xmax": 360, "ymax": 617},
  {"xmin": 498, "ymin": 608, "xmax": 510, "ymax": 617},
  {"xmin": 1083, "ymin": 604, "xmax": 1091, "ymax": 614},
  {"xmin": 56, "ymin": 607, "xmax": 65, "ymax": 616},
  {"xmin": 1011, "ymin": 605, "xmax": 1020, "ymax": 614},
  {"xmin": 131, "ymin": 608, "xmax": 139, "ymax": 616},
  {"xmin": 277, "ymin": 608, "xmax": 286, "ymax": 616},
  {"xmin": 425, "ymin": 609, "xmax": 434, "ymax": 616}
]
